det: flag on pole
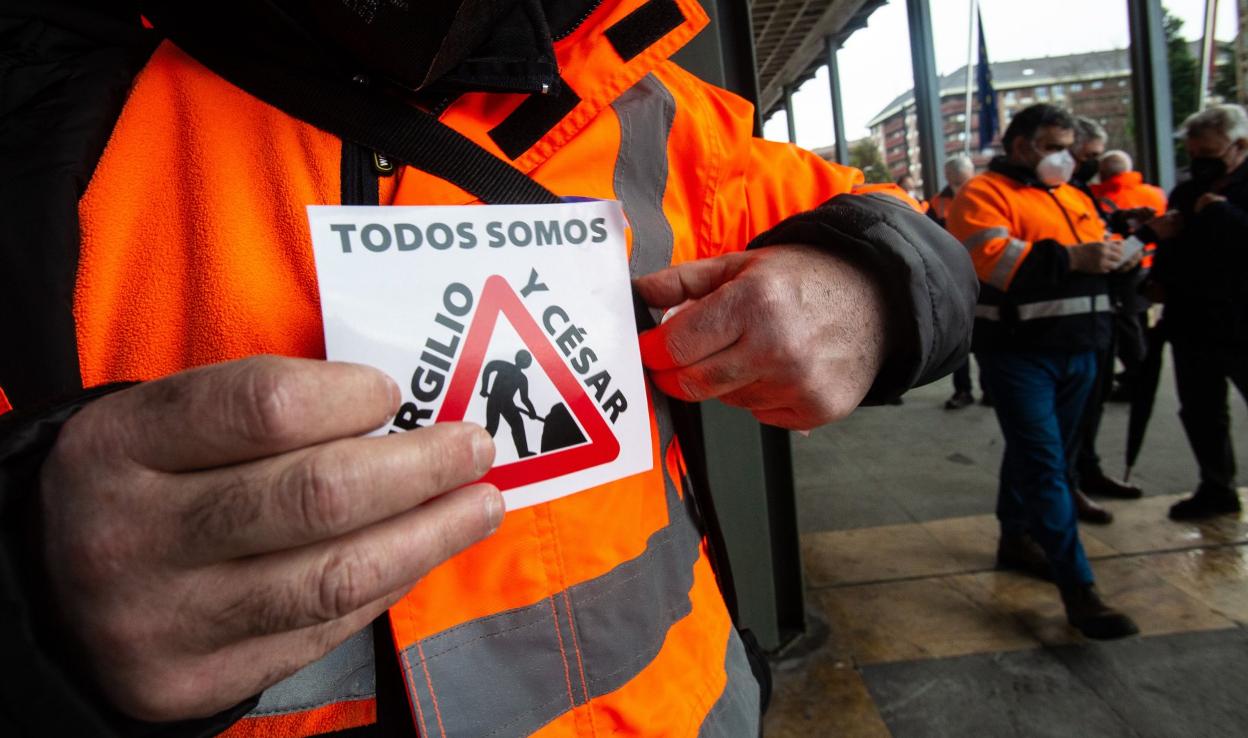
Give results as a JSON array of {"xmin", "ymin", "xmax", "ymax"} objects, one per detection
[{"xmin": 975, "ymin": 10, "xmax": 999, "ymax": 150}]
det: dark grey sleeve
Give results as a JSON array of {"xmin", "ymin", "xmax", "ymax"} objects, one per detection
[
  {"xmin": 747, "ymin": 193, "xmax": 978, "ymax": 404},
  {"xmin": 0, "ymin": 386, "xmax": 259, "ymax": 738}
]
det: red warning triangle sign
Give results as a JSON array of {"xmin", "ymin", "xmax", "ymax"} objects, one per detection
[{"xmin": 437, "ymin": 275, "xmax": 620, "ymax": 491}]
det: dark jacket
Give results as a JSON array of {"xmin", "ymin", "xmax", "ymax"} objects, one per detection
[
  {"xmin": 0, "ymin": 2, "xmax": 977, "ymax": 736},
  {"xmin": 1153, "ymin": 159, "xmax": 1248, "ymax": 350}
]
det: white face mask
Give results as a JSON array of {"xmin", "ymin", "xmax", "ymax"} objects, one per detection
[{"xmin": 1035, "ymin": 149, "xmax": 1075, "ymax": 187}]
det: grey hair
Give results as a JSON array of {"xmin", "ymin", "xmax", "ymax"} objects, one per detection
[
  {"xmin": 944, "ymin": 155, "xmax": 974, "ymax": 178},
  {"xmin": 1180, "ymin": 104, "xmax": 1248, "ymax": 144},
  {"xmin": 1073, "ymin": 116, "xmax": 1108, "ymax": 146},
  {"xmin": 1099, "ymin": 150, "xmax": 1133, "ymax": 178}
]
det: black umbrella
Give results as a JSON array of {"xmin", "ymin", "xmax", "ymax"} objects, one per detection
[{"xmin": 1125, "ymin": 320, "xmax": 1167, "ymax": 481}]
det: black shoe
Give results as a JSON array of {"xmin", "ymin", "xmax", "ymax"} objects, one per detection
[
  {"xmin": 1073, "ymin": 488, "xmax": 1114, "ymax": 525},
  {"xmin": 1169, "ymin": 489, "xmax": 1242, "ymax": 520},
  {"xmin": 979, "ymin": 393, "xmax": 994, "ymax": 408},
  {"xmin": 1082, "ymin": 473, "xmax": 1143, "ymax": 500},
  {"xmin": 1061, "ymin": 584, "xmax": 1139, "ymax": 640},
  {"xmin": 996, "ymin": 534, "xmax": 1052, "ymax": 581},
  {"xmin": 944, "ymin": 391, "xmax": 974, "ymax": 410},
  {"xmin": 887, "ymin": 396, "xmax": 904, "ymax": 405}
]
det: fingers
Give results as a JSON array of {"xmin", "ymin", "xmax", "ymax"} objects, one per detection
[
  {"xmin": 195, "ymin": 482, "xmax": 501, "ymax": 648},
  {"xmin": 638, "ymin": 284, "xmax": 745, "ymax": 372},
  {"xmin": 101, "ymin": 356, "xmax": 399, "ymax": 472},
  {"xmin": 172, "ymin": 423, "xmax": 496, "ymax": 563},
  {"xmin": 633, "ymin": 252, "xmax": 748, "ymax": 310},
  {"xmin": 648, "ymin": 342, "xmax": 760, "ymax": 402}
]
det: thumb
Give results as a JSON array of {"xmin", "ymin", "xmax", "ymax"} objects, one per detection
[{"xmin": 632, "ymin": 252, "xmax": 747, "ymax": 310}]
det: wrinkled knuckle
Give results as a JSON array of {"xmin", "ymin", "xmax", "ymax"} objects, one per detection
[
  {"xmin": 236, "ymin": 359, "xmax": 298, "ymax": 445},
  {"xmin": 663, "ymin": 332, "xmax": 697, "ymax": 367},
  {"xmin": 315, "ymin": 550, "xmax": 380, "ymax": 622},
  {"xmin": 675, "ymin": 373, "xmax": 708, "ymax": 401},
  {"xmin": 292, "ymin": 455, "xmax": 353, "ymax": 537}
]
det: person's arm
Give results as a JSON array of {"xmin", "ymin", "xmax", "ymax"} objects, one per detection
[
  {"xmin": 518, "ymin": 379, "xmax": 537, "ymax": 419},
  {"xmin": 946, "ymin": 181, "xmax": 1120, "ymax": 292},
  {"xmin": 479, "ymin": 363, "xmax": 497, "ymax": 397}
]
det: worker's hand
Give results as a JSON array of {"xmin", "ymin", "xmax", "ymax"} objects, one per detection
[
  {"xmin": 1195, "ymin": 192, "xmax": 1227, "ymax": 213},
  {"xmin": 1145, "ymin": 211, "xmax": 1183, "ymax": 240},
  {"xmin": 1114, "ymin": 240, "xmax": 1146, "ymax": 272},
  {"xmin": 39, "ymin": 357, "xmax": 501, "ymax": 722},
  {"xmin": 634, "ymin": 244, "xmax": 889, "ymax": 430},
  {"xmin": 1068, "ymin": 241, "xmax": 1125, "ymax": 274}
]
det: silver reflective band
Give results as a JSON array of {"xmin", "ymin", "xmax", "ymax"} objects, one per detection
[
  {"xmin": 961, "ymin": 226, "xmax": 1009, "ymax": 251},
  {"xmin": 395, "ymin": 75, "xmax": 739, "ymax": 738},
  {"xmin": 987, "ymin": 238, "xmax": 1028, "ymax": 289},
  {"xmin": 697, "ymin": 629, "xmax": 762, "ymax": 737},
  {"xmin": 249, "ymin": 626, "xmax": 375, "ymax": 717},
  {"xmin": 976, "ymin": 294, "xmax": 1112, "ymax": 321}
]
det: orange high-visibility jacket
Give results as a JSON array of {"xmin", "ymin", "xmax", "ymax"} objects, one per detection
[
  {"xmin": 1091, "ymin": 171, "xmax": 1168, "ymax": 269},
  {"xmin": 947, "ymin": 158, "xmax": 1113, "ymax": 353},
  {"xmin": 0, "ymin": 2, "xmax": 977, "ymax": 736}
]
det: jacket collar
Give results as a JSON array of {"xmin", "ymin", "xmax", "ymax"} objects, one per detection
[{"xmin": 988, "ymin": 155, "xmax": 1050, "ymax": 189}]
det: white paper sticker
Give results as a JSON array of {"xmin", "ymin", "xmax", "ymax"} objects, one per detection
[{"xmin": 307, "ymin": 201, "xmax": 652, "ymax": 511}]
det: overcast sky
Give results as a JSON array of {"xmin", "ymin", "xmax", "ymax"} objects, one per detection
[{"xmin": 761, "ymin": 0, "xmax": 1242, "ymax": 148}]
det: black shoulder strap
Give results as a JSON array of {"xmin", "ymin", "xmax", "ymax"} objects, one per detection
[{"xmin": 154, "ymin": 26, "xmax": 561, "ymax": 207}]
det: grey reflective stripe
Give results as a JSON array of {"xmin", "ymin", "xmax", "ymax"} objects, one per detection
[
  {"xmin": 400, "ymin": 406, "xmax": 700, "ymax": 738},
  {"xmin": 961, "ymin": 226, "xmax": 1009, "ymax": 251},
  {"xmin": 976, "ymin": 294, "xmax": 1112, "ymax": 322},
  {"xmin": 975, "ymin": 304, "xmax": 1002, "ymax": 320},
  {"xmin": 697, "ymin": 629, "xmax": 761, "ymax": 737},
  {"xmin": 1018, "ymin": 293, "xmax": 1111, "ymax": 320},
  {"xmin": 399, "ymin": 80, "xmax": 699, "ymax": 737},
  {"xmin": 613, "ymin": 73, "xmax": 677, "ymax": 287},
  {"xmin": 248, "ymin": 626, "xmax": 375, "ymax": 717},
  {"xmin": 986, "ymin": 238, "xmax": 1027, "ymax": 289}
]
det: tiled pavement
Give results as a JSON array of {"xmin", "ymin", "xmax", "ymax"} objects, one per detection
[{"xmin": 764, "ymin": 357, "xmax": 1248, "ymax": 737}]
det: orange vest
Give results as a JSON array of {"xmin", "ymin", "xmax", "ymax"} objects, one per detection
[
  {"xmin": 69, "ymin": 1, "xmax": 883, "ymax": 735},
  {"xmin": 948, "ymin": 171, "xmax": 1107, "ymax": 290},
  {"xmin": 1090, "ymin": 171, "xmax": 1168, "ymax": 269}
]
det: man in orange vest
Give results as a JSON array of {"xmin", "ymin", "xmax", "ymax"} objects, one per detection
[
  {"xmin": 1091, "ymin": 150, "xmax": 1167, "ymax": 403},
  {"xmin": 0, "ymin": 1, "xmax": 976, "ymax": 736},
  {"xmin": 948, "ymin": 104, "xmax": 1140, "ymax": 641}
]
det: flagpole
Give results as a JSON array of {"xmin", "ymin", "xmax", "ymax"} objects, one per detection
[
  {"xmin": 1198, "ymin": 0, "xmax": 1218, "ymax": 109},
  {"xmin": 963, "ymin": 0, "xmax": 978, "ymax": 153}
]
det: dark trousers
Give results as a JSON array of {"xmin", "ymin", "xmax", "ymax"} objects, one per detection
[
  {"xmin": 978, "ymin": 350, "xmax": 1097, "ymax": 589},
  {"xmin": 1172, "ymin": 340, "xmax": 1248, "ymax": 495},
  {"xmin": 951, "ymin": 357, "xmax": 984, "ymax": 395},
  {"xmin": 1072, "ymin": 342, "xmax": 1115, "ymax": 485}
]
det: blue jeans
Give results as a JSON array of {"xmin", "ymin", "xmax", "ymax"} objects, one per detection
[{"xmin": 977, "ymin": 350, "xmax": 1097, "ymax": 589}]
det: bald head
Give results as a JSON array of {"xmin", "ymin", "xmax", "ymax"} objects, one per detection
[
  {"xmin": 1099, "ymin": 150, "xmax": 1133, "ymax": 181},
  {"xmin": 944, "ymin": 155, "xmax": 974, "ymax": 192}
]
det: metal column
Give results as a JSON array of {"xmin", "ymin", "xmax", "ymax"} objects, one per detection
[
  {"xmin": 784, "ymin": 85, "xmax": 798, "ymax": 143},
  {"xmin": 670, "ymin": 0, "xmax": 807, "ymax": 654},
  {"xmin": 826, "ymin": 38, "xmax": 850, "ymax": 165},
  {"xmin": 1127, "ymin": 0, "xmax": 1176, "ymax": 190},
  {"xmin": 906, "ymin": 0, "xmax": 946, "ymax": 198}
]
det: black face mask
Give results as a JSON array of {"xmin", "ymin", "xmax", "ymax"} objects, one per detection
[
  {"xmin": 1189, "ymin": 156, "xmax": 1229, "ymax": 185},
  {"xmin": 284, "ymin": 0, "xmax": 522, "ymax": 90},
  {"xmin": 1074, "ymin": 157, "xmax": 1099, "ymax": 184}
]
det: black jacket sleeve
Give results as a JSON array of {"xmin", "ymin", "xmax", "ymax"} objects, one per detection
[
  {"xmin": 1007, "ymin": 238, "xmax": 1073, "ymax": 292},
  {"xmin": 748, "ymin": 192, "xmax": 979, "ymax": 403},
  {"xmin": 0, "ymin": 388, "xmax": 261, "ymax": 738}
]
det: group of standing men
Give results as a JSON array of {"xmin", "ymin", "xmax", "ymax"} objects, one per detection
[{"xmin": 925, "ymin": 102, "xmax": 1248, "ymax": 640}]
